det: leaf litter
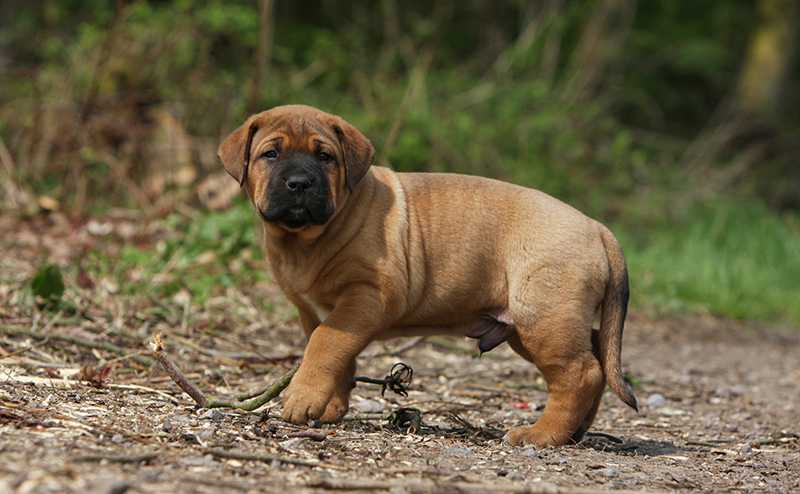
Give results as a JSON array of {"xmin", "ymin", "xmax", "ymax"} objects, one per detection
[{"xmin": 1, "ymin": 211, "xmax": 799, "ymax": 493}]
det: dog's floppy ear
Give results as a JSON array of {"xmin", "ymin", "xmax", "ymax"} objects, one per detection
[
  {"xmin": 218, "ymin": 118, "xmax": 260, "ymax": 188},
  {"xmin": 334, "ymin": 119, "xmax": 375, "ymax": 192}
]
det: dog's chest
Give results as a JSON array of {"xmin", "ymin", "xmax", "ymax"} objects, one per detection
[{"xmin": 299, "ymin": 294, "xmax": 332, "ymax": 322}]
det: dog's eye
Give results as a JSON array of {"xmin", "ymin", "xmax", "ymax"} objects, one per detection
[
  {"xmin": 318, "ymin": 152, "xmax": 332, "ymax": 163},
  {"xmin": 263, "ymin": 150, "xmax": 279, "ymax": 161}
]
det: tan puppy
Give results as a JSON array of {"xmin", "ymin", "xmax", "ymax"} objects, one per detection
[{"xmin": 218, "ymin": 105, "xmax": 637, "ymax": 447}]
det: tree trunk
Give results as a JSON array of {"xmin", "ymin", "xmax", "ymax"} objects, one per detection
[
  {"xmin": 735, "ymin": 0, "xmax": 799, "ymax": 117},
  {"xmin": 250, "ymin": 0, "xmax": 275, "ymax": 115}
]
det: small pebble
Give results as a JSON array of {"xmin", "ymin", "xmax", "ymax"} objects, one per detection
[
  {"xmin": 198, "ymin": 409, "xmax": 224, "ymax": 421},
  {"xmin": 646, "ymin": 393, "xmax": 667, "ymax": 408},
  {"xmin": 279, "ymin": 437, "xmax": 305, "ymax": 450},
  {"xmin": 506, "ymin": 471, "xmax": 525, "ymax": 481},
  {"xmin": 163, "ymin": 413, "xmax": 191, "ymax": 432},
  {"xmin": 87, "ymin": 478, "xmax": 132, "ymax": 494},
  {"xmin": 598, "ymin": 467, "xmax": 620, "ymax": 478},
  {"xmin": 728, "ymin": 385, "xmax": 746, "ymax": 397},
  {"xmin": 520, "ymin": 446, "xmax": 538, "ymax": 458}
]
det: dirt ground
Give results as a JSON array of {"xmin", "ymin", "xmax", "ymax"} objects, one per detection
[{"xmin": 1, "ymin": 213, "xmax": 799, "ymax": 493}]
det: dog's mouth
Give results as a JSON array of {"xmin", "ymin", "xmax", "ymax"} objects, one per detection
[
  {"xmin": 259, "ymin": 205, "xmax": 310, "ymax": 229},
  {"xmin": 281, "ymin": 206, "xmax": 311, "ymax": 229},
  {"xmin": 259, "ymin": 203, "xmax": 331, "ymax": 230}
]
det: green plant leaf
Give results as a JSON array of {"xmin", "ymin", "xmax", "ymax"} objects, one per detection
[{"xmin": 31, "ymin": 264, "xmax": 65, "ymax": 309}]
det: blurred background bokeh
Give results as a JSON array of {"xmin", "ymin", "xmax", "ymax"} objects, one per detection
[{"xmin": 1, "ymin": 0, "xmax": 798, "ymax": 324}]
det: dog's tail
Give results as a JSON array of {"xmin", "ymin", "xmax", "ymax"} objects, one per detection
[{"xmin": 598, "ymin": 226, "xmax": 638, "ymax": 411}]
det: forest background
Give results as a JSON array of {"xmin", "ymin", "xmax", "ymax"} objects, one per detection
[{"xmin": 0, "ymin": 0, "xmax": 799, "ymax": 326}]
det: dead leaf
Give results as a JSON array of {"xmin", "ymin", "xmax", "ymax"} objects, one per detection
[
  {"xmin": 42, "ymin": 368, "xmax": 61, "ymax": 379},
  {"xmin": 78, "ymin": 365, "xmax": 96, "ymax": 382},
  {"xmin": 89, "ymin": 365, "xmax": 113, "ymax": 388},
  {"xmin": 38, "ymin": 195, "xmax": 60, "ymax": 211},
  {"xmin": 77, "ymin": 267, "xmax": 95, "ymax": 290}
]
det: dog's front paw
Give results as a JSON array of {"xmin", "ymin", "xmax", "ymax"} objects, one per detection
[
  {"xmin": 318, "ymin": 392, "xmax": 349, "ymax": 423},
  {"xmin": 281, "ymin": 369, "xmax": 336, "ymax": 424}
]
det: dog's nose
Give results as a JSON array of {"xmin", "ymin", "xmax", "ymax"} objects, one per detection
[{"xmin": 285, "ymin": 175, "xmax": 314, "ymax": 194}]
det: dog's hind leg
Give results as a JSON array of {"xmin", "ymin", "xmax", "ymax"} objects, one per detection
[
  {"xmin": 503, "ymin": 312, "xmax": 605, "ymax": 447},
  {"xmin": 570, "ymin": 372, "xmax": 606, "ymax": 443},
  {"xmin": 569, "ymin": 328, "xmax": 609, "ymax": 442}
]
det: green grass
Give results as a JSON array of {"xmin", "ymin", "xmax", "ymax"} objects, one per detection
[
  {"xmin": 80, "ymin": 197, "xmax": 269, "ymax": 305},
  {"xmin": 620, "ymin": 200, "xmax": 800, "ymax": 325}
]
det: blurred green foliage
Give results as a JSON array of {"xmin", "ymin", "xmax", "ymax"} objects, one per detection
[
  {"xmin": 619, "ymin": 201, "xmax": 800, "ymax": 323},
  {"xmin": 1, "ymin": 0, "xmax": 798, "ymax": 324},
  {"xmin": 30, "ymin": 264, "xmax": 65, "ymax": 310},
  {"xmin": 82, "ymin": 195, "xmax": 266, "ymax": 304}
]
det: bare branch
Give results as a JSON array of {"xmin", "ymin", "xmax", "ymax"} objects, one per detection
[
  {"xmin": 2, "ymin": 324, "xmax": 154, "ymax": 367},
  {"xmin": 149, "ymin": 332, "xmax": 299, "ymax": 411}
]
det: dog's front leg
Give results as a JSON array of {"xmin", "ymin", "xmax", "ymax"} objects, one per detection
[{"xmin": 282, "ymin": 301, "xmax": 382, "ymax": 425}]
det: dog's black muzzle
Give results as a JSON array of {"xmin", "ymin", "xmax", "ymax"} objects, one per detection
[{"xmin": 259, "ymin": 154, "xmax": 333, "ymax": 229}]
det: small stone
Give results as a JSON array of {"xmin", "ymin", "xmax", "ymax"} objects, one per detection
[
  {"xmin": 163, "ymin": 413, "xmax": 191, "ymax": 431},
  {"xmin": 520, "ymin": 446, "xmax": 538, "ymax": 457},
  {"xmin": 646, "ymin": 393, "xmax": 667, "ymax": 408},
  {"xmin": 111, "ymin": 434, "xmax": 124, "ymax": 444},
  {"xmin": 506, "ymin": 471, "xmax": 525, "ymax": 481},
  {"xmin": 195, "ymin": 428, "xmax": 215, "ymax": 443},
  {"xmin": 279, "ymin": 437, "xmax": 305, "ymax": 451},
  {"xmin": 86, "ymin": 478, "xmax": 133, "ymax": 494},
  {"xmin": 198, "ymin": 409, "xmax": 224, "ymax": 421},
  {"xmin": 728, "ymin": 385, "xmax": 746, "ymax": 397},
  {"xmin": 598, "ymin": 467, "xmax": 620, "ymax": 478},
  {"xmin": 86, "ymin": 219, "xmax": 114, "ymax": 236}
]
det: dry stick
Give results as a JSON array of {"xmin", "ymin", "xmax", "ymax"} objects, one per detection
[
  {"xmin": 196, "ymin": 326, "xmax": 280, "ymax": 363},
  {"xmin": 74, "ymin": 452, "xmax": 158, "ymax": 464},
  {"xmin": 312, "ymin": 478, "xmax": 664, "ymax": 494},
  {"xmin": 1, "ymin": 324, "xmax": 154, "ymax": 367},
  {"xmin": 361, "ymin": 335, "xmax": 425, "ymax": 361},
  {"xmin": 282, "ymin": 429, "xmax": 327, "ymax": 441},
  {"xmin": 149, "ymin": 332, "xmax": 298, "ymax": 411},
  {"xmin": 208, "ymin": 448, "xmax": 318, "ymax": 468}
]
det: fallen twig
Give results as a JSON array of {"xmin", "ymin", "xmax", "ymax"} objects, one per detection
[
  {"xmin": 388, "ymin": 407, "xmax": 422, "ymax": 433},
  {"xmin": 1, "ymin": 324, "xmax": 154, "ymax": 367},
  {"xmin": 0, "ymin": 373, "xmax": 182, "ymax": 403},
  {"xmin": 283, "ymin": 429, "xmax": 327, "ymax": 441},
  {"xmin": 447, "ymin": 412, "xmax": 504, "ymax": 440},
  {"xmin": 149, "ymin": 332, "xmax": 298, "ymax": 410},
  {"xmin": 684, "ymin": 440, "xmax": 722, "ymax": 448},
  {"xmin": 361, "ymin": 335, "xmax": 425, "ymax": 360},
  {"xmin": 311, "ymin": 477, "xmax": 666, "ymax": 493},
  {"xmin": 208, "ymin": 447, "xmax": 319, "ymax": 467},
  {"xmin": 150, "ymin": 333, "xmax": 413, "ymax": 415},
  {"xmin": 355, "ymin": 362, "xmax": 413, "ymax": 397},
  {"xmin": 74, "ymin": 452, "xmax": 158, "ymax": 464}
]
